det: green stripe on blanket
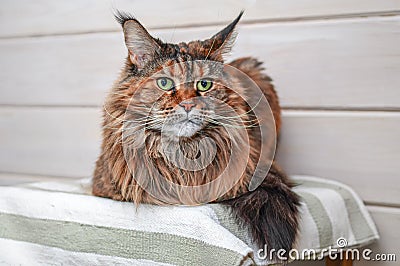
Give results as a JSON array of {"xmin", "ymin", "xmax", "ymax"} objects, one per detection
[
  {"xmin": 296, "ymin": 191, "xmax": 333, "ymax": 248},
  {"xmin": 0, "ymin": 212, "xmax": 247, "ymax": 266}
]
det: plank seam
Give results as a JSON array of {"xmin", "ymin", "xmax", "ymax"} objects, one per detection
[
  {"xmin": 1, "ymin": 10, "xmax": 399, "ymax": 40},
  {"xmin": 1, "ymin": 104, "xmax": 400, "ymax": 113}
]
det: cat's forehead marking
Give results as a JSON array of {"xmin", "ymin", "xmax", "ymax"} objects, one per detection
[
  {"xmin": 163, "ymin": 41, "xmax": 210, "ymax": 60},
  {"xmin": 155, "ymin": 60, "xmax": 220, "ymax": 84}
]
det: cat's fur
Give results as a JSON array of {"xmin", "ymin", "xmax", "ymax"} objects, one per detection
[{"xmin": 93, "ymin": 11, "xmax": 299, "ymax": 260}]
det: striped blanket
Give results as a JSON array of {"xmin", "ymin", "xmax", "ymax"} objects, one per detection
[{"xmin": 0, "ymin": 176, "xmax": 378, "ymax": 265}]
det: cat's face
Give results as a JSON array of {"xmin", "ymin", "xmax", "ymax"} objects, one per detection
[
  {"xmin": 135, "ymin": 60, "xmax": 239, "ymax": 138},
  {"xmin": 118, "ymin": 11, "xmax": 246, "ymax": 139}
]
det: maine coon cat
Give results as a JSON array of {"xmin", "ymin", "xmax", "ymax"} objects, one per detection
[{"xmin": 93, "ymin": 11, "xmax": 299, "ymax": 259}]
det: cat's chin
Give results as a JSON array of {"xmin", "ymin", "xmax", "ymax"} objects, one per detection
[{"xmin": 163, "ymin": 120, "xmax": 203, "ymax": 138}]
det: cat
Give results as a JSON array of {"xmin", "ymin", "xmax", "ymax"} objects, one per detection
[{"xmin": 93, "ymin": 11, "xmax": 299, "ymax": 261}]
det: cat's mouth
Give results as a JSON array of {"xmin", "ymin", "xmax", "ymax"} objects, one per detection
[
  {"xmin": 169, "ymin": 118, "xmax": 204, "ymax": 137},
  {"xmin": 158, "ymin": 113, "xmax": 204, "ymax": 138}
]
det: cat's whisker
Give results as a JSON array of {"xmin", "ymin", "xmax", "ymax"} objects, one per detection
[
  {"xmin": 204, "ymin": 118, "xmax": 257, "ymax": 129},
  {"xmin": 103, "ymin": 109, "xmax": 155, "ymax": 125},
  {"xmin": 212, "ymin": 115, "xmax": 259, "ymax": 124},
  {"xmin": 103, "ymin": 104, "xmax": 131, "ymax": 123},
  {"xmin": 103, "ymin": 125, "xmax": 124, "ymax": 130},
  {"xmin": 124, "ymin": 116, "xmax": 153, "ymax": 122},
  {"xmin": 111, "ymin": 92, "xmax": 134, "ymax": 98},
  {"xmin": 127, "ymin": 105, "xmax": 154, "ymax": 110},
  {"xmin": 203, "ymin": 112, "xmax": 258, "ymax": 123},
  {"xmin": 123, "ymin": 122, "xmax": 166, "ymax": 133},
  {"xmin": 205, "ymin": 114, "xmax": 258, "ymax": 125},
  {"xmin": 126, "ymin": 104, "xmax": 155, "ymax": 110},
  {"xmin": 215, "ymin": 96, "xmax": 264, "ymax": 119},
  {"xmin": 122, "ymin": 121, "xmax": 159, "ymax": 131}
]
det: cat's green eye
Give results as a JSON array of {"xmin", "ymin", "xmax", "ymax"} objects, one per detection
[
  {"xmin": 156, "ymin": 77, "xmax": 175, "ymax": 91},
  {"xmin": 196, "ymin": 79, "xmax": 213, "ymax": 92}
]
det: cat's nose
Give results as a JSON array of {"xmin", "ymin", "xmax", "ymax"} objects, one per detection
[{"xmin": 179, "ymin": 100, "xmax": 197, "ymax": 113}]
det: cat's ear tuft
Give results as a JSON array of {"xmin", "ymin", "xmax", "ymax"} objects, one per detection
[
  {"xmin": 115, "ymin": 11, "xmax": 161, "ymax": 70},
  {"xmin": 205, "ymin": 11, "xmax": 243, "ymax": 61}
]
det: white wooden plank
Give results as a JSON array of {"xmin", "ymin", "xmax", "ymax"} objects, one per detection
[
  {"xmin": 0, "ymin": 107, "xmax": 102, "ymax": 178},
  {"xmin": 0, "ymin": 107, "xmax": 399, "ymax": 206},
  {"xmin": 276, "ymin": 110, "xmax": 400, "ymax": 206},
  {"xmin": 0, "ymin": 33, "xmax": 124, "ymax": 106},
  {"xmin": 1, "ymin": 0, "xmax": 400, "ymax": 38},
  {"xmin": 234, "ymin": 17, "xmax": 400, "ymax": 109},
  {"xmin": 1, "ymin": 16, "xmax": 399, "ymax": 108},
  {"xmin": 354, "ymin": 206, "xmax": 400, "ymax": 266}
]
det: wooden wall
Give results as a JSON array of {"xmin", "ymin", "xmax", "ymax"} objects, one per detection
[{"xmin": 0, "ymin": 1, "xmax": 399, "ymax": 264}]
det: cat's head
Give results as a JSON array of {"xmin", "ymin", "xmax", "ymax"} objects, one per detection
[{"xmin": 115, "ymin": 11, "xmax": 248, "ymax": 138}]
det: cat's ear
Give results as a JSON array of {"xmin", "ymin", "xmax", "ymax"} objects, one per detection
[
  {"xmin": 205, "ymin": 11, "xmax": 243, "ymax": 61},
  {"xmin": 115, "ymin": 11, "xmax": 161, "ymax": 70}
]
